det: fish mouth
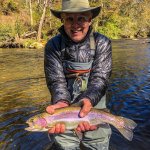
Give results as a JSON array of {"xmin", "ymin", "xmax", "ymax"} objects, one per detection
[
  {"xmin": 25, "ymin": 122, "xmax": 34, "ymax": 131},
  {"xmin": 25, "ymin": 126, "xmax": 34, "ymax": 131}
]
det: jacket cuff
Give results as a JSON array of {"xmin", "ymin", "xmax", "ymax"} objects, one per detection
[{"xmin": 53, "ymin": 99, "xmax": 71, "ymax": 105}]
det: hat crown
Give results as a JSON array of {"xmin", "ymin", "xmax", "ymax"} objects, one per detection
[
  {"xmin": 62, "ymin": 0, "xmax": 90, "ymax": 10},
  {"xmin": 50, "ymin": 0, "xmax": 101, "ymax": 19}
]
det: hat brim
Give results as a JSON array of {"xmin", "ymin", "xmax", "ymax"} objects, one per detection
[{"xmin": 50, "ymin": 6, "xmax": 101, "ymax": 19}]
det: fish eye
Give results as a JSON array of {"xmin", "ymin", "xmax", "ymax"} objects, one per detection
[
  {"xmin": 29, "ymin": 118, "xmax": 35, "ymax": 123},
  {"xmin": 30, "ymin": 118, "xmax": 34, "ymax": 122}
]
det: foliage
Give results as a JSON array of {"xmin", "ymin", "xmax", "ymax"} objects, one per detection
[
  {"xmin": 0, "ymin": 23, "xmax": 12, "ymax": 41},
  {"xmin": 95, "ymin": 13, "xmax": 122, "ymax": 39},
  {"xmin": 14, "ymin": 18, "xmax": 24, "ymax": 37},
  {"xmin": 0, "ymin": 0, "xmax": 150, "ymax": 43},
  {"xmin": 0, "ymin": 0, "xmax": 19, "ymax": 15},
  {"xmin": 23, "ymin": 38, "xmax": 37, "ymax": 48}
]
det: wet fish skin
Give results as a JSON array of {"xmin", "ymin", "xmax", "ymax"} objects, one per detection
[{"xmin": 25, "ymin": 106, "xmax": 137, "ymax": 141}]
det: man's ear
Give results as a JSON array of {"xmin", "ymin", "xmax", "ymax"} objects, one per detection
[
  {"xmin": 61, "ymin": 18, "xmax": 63, "ymax": 23},
  {"xmin": 89, "ymin": 18, "xmax": 92, "ymax": 25}
]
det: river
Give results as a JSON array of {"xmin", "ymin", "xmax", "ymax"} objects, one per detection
[{"xmin": 0, "ymin": 39, "xmax": 150, "ymax": 150}]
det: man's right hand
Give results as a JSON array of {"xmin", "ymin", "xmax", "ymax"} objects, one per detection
[{"xmin": 46, "ymin": 101, "xmax": 69, "ymax": 134}]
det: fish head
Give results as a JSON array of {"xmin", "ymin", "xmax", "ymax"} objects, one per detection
[{"xmin": 25, "ymin": 115, "xmax": 48, "ymax": 132}]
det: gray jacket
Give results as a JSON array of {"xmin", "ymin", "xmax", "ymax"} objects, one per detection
[{"xmin": 44, "ymin": 26, "xmax": 112, "ymax": 106}]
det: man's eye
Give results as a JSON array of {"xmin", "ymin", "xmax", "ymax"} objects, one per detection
[
  {"xmin": 66, "ymin": 17, "xmax": 73, "ymax": 23},
  {"xmin": 78, "ymin": 16, "xmax": 86, "ymax": 22}
]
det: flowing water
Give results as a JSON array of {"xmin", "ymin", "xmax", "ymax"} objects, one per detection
[{"xmin": 0, "ymin": 39, "xmax": 150, "ymax": 150}]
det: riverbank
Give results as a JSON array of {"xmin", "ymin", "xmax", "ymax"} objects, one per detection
[
  {"xmin": 0, "ymin": 37, "xmax": 46, "ymax": 49},
  {"xmin": 1, "ymin": 0, "xmax": 150, "ymax": 50},
  {"xmin": 1, "ymin": 37, "xmax": 150, "ymax": 49}
]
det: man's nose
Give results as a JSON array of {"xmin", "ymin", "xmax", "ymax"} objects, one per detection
[{"xmin": 72, "ymin": 18, "xmax": 80, "ymax": 27}]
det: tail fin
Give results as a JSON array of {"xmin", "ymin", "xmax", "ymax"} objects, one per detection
[{"xmin": 117, "ymin": 117, "xmax": 137, "ymax": 141}]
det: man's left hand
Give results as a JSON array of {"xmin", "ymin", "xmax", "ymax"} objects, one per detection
[{"xmin": 76, "ymin": 98, "xmax": 97, "ymax": 132}]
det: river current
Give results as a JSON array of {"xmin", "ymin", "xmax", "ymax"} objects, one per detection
[{"xmin": 0, "ymin": 39, "xmax": 150, "ymax": 150}]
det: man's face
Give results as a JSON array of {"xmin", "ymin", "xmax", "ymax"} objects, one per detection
[{"xmin": 62, "ymin": 12, "xmax": 92, "ymax": 42}]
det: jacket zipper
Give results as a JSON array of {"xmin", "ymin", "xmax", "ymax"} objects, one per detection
[{"xmin": 76, "ymin": 44, "xmax": 79, "ymax": 62}]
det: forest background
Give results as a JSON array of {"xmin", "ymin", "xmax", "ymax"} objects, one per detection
[{"xmin": 0, "ymin": 0, "xmax": 150, "ymax": 48}]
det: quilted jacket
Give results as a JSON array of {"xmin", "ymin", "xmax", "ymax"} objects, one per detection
[{"xmin": 44, "ymin": 26, "xmax": 112, "ymax": 106}]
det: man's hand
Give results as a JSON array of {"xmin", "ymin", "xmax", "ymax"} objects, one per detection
[
  {"xmin": 76, "ymin": 98, "xmax": 97, "ymax": 132},
  {"xmin": 46, "ymin": 101, "xmax": 69, "ymax": 134}
]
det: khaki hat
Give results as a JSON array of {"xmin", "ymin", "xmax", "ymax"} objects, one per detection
[{"xmin": 50, "ymin": 0, "xmax": 101, "ymax": 19}]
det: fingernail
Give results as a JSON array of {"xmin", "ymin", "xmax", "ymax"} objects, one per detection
[{"xmin": 80, "ymin": 112, "xmax": 84, "ymax": 118}]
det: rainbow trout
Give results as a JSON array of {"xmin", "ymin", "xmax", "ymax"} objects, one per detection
[{"xmin": 25, "ymin": 107, "xmax": 137, "ymax": 141}]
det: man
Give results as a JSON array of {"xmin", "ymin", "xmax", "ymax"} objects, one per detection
[{"xmin": 44, "ymin": 0, "xmax": 112, "ymax": 149}]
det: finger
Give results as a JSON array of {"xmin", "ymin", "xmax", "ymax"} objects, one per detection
[
  {"xmin": 89, "ymin": 125, "xmax": 97, "ymax": 131},
  {"xmin": 46, "ymin": 102, "xmax": 69, "ymax": 114},
  {"xmin": 48, "ymin": 127, "xmax": 55, "ymax": 133},
  {"xmin": 76, "ymin": 127, "xmax": 81, "ymax": 132},
  {"xmin": 80, "ymin": 104, "xmax": 92, "ymax": 118},
  {"xmin": 60, "ymin": 124, "xmax": 66, "ymax": 133},
  {"xmin": 79, "ymin": 99, "xmax": 92, "ymax": 118},
  {"xmin": 77, "ymin": 122, "xmax": 86, "ymax": 132},
  {"xmin": 46, "ymin": 105, "xmax": 55, "ymax": 114},
  {"xmin": 83, "ymin": 122, "xmax": 90, "ymax": 131},
  {"xmin": 77, "ymin": 122, "xmax": 91, "ymax": 132},
  {"xmin": 76, "ymin": 125, "xmax": 82, "ymax": 132},
  {"xmin": 55, "ymin": 123, "xmax": 61, "ymax": 133}
]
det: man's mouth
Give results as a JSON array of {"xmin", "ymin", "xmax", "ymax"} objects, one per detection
[{"xmin": 71, "ymin": 30, "xmax": 82, "ymax": 34}]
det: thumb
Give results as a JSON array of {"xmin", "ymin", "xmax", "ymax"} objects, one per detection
[
  {"xmin": 79, "ymin": 98, "xmax": 92, "ymax": 118},
  {"xmin": 46, "ymin": 101, "xmax": 69, "ymax": 114},
  {"xmin": 46, "ymin": 105, "xmax": 55, "ymax": 114}
]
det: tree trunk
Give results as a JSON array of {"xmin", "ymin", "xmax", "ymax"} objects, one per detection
[
  {"xmin": 26, "ymin": 0, "xmax": 28, "ymax": 6},
  {"xmin": 49, "ymin": 7, "xmax": 52, "ymax": 28},
  {"xmin": 29, "ymin": 0, "xmax": 33, "ymax": 26},
  {"xmin": 37, "ymin": 0, "xmax": 48, "ymax": 42}
]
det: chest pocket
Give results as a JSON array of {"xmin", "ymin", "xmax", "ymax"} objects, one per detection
[{"xmin": 61, "ymin": 33, "xmax": 96, "ymax": 103}]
